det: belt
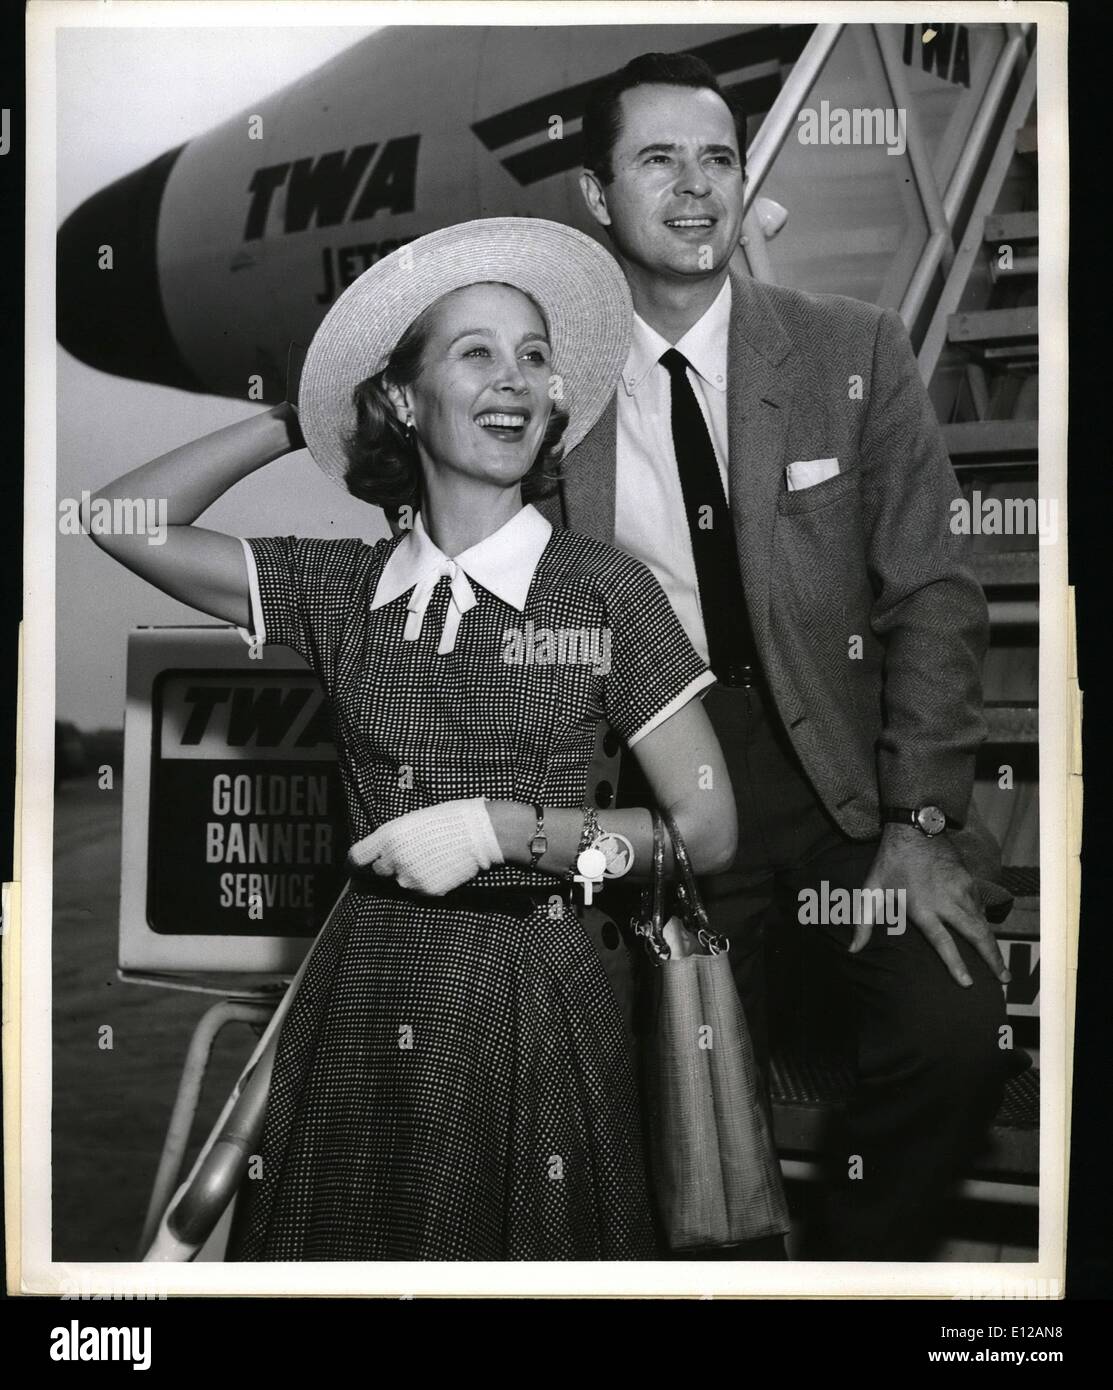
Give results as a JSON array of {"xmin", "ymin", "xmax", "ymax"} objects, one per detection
[
  {"xmin": 349, "ymin": 873, "xmax": 574, "ymax": 919},
  {"xmin": 715, "ymin": 659, "xmax": 767, "ymax": 690}
]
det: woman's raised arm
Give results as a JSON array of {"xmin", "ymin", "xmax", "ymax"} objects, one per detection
[{"xmin": 87, "ymin": 402, "xmax": 301, "ymax": 628}]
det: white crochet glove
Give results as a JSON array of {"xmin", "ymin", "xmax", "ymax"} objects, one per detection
[{"xmin": 347, "ymin": 798, "xmax": 505, "ymax": 896}]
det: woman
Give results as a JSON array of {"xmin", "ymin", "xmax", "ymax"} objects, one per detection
[{"xmin": 91, "ymin": 218, "xmax": 736, "ymax": 1261}]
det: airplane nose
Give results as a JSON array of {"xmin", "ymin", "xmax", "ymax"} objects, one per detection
[{"xmin": 56, "ymin": 144, "xmax": 201, "ymax": 391}]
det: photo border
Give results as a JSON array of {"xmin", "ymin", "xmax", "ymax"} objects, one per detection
[{"xmin": 11, "ymin": 0, "xmax": 1072, "ymax": 1299}]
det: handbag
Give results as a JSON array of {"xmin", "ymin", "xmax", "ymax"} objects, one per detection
[{"xmin": 633, "ymin": 808, "xmax": 791, "ymax": 1251}]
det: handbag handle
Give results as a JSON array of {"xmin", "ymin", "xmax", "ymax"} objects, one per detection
[
  {"xmin": 639, "ymin": 809, "xmax": 668, "ymax": 958},
  {"xmin": 646, "ymin": 807, "xmax": 729, "ymax": 957}
]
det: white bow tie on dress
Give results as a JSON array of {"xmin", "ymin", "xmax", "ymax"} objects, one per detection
[
  {"xmin": 403, "ymin": 557, "xmax": 478, "ymax": 654},
  {"xmin": 370, "ymin": 506, "xmax": 555, "ymax": 654}
]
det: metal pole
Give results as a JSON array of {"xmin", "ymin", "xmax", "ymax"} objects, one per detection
[
  {"xmin": 144, "ymin": 885, "xmax": 351, "ymax": 1261},
  {"xmin": 137, "ymin": 1000, "xmax": 276, "ymax": 1256},
  {"xmin": 875, "ymin": 25, "xmax": 955, "ymax": 275},
  {"xmin": 918, "ymin": 55, "xmax": 1037, "ymax": 383},
  {"xmin": 739, "ymin": 206, "xmax": 778, "ymax": 284},
  {"xmin": 743, "ymin": 23, "xmax": 844, "ymax": 212},
  {"xmin": 898, "ymin": 229, "xmax": 948, "ymax": 332},
  {"xmin": 943, "ymin": 29, "xmax": 1029, "ymax": 228}
]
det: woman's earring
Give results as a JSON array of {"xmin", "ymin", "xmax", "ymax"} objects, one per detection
[{"xmin": 404, "ymin": 413, "xmax": 415, "ymax": 437}]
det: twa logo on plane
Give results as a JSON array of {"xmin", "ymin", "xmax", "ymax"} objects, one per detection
[
  {"xmin": 238, "ymin": 23, "xmax": 812, "ymax": 240},
  {"xmin": 243, "ymin": 135, "xmax": 420, "ymax": 241}
]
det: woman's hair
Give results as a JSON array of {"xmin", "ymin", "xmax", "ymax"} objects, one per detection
[{"xmin": 342, "ymin": 284, "xmax": 569, "ymax": 511}]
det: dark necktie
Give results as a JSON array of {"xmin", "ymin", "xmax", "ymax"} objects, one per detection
[{"xmin": 660, "ymin": 348, "xmax": 756, "ymax": 684}]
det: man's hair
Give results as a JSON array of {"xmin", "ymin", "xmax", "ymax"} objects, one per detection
[{"xmin": 582, "ymin": 52, "xmax": 748, "ymax": 185}]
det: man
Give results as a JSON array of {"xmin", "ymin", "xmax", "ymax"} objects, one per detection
[{"xmin": 536, "ymin": 52, "xmax": 1020, "ymax": 1261}]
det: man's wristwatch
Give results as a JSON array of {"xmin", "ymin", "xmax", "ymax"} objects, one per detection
[{"xmin": 881, "ymin": 805, "xmax": 948, "ymax": 837}]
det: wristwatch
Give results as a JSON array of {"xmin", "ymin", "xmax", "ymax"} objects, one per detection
[
  {"xmin": 881, "ymin": 805, "xmax": 948, "ymax": 837},
  {"xmin": 527, "ymin": 804, "xmax": 548, "ymax": 868}
]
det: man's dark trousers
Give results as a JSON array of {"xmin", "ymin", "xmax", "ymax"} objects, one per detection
[{"xmin": 633, "ymin": 679, "xmax": 1014, "ymax": 1262}]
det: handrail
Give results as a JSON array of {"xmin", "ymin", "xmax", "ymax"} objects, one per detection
[
  {"xmin": 144, "ymin": 885, "xmax": 351, "ymax": 1261},
  {"xmin": 742, "ymin": 19, "xmax": 1029, "ymax": 347},
  {"xmin": 899, "ymin": 229, "xmax": 950, "ymax": 330},
  {"xmin": 137, "ymin": 1000, "xmax": 276, "ymax": 1256},
  {"xmin": 875, "ymin": 26, "xmax": 955, "ymax": 278},
  {"xmin": 917, "ymin": 52, "xmax": 1037, "ymax": 384},
  {"xmin": 943, "ymin": 26, "xmax": 1030, "ymax": 229},
  {"xmin": 739, "ymin": 202, "xmax": 777, "ymax": 283},
  {"xmin": 886, "ymin": 23, "xmax": 1030, "ymax": 333},
  {"xmin": 742, "ymin": 23, "xmax": 844, "ymax": 213}
]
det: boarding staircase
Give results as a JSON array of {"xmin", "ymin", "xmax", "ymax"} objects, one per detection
[{"xmin": 722, "ymin": 19, "xmax": 1043, "ymax": 1251}]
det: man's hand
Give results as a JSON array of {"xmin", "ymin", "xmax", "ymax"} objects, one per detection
[{"xmin": 850, "ymin": 825, "xmax": 1011, "ymax": 988}]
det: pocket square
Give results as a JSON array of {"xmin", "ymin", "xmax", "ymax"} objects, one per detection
[{"xmin": 786, "ymin": 457, "xmax": 840, "ymax": 492}]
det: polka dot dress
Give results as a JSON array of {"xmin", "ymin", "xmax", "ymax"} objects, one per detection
[{"xmin": 225, "ymin": 512, "xmax": 711, "ymax": 1261}]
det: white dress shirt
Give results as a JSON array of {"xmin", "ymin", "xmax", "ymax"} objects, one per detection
[{"xmin": 614, "ymin": 276, "xmax": 732, "ymax": 665}]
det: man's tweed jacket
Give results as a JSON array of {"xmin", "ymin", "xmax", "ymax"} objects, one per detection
[{"xmin": 535, "ymin": 268, "xmax": 1008, "ymax": 899}]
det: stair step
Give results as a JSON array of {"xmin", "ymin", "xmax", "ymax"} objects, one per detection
[
  {"xmin": 994, "ymin": 869, "xmax": 1039, "ymax": 942},
  {"xmin": 942, "ymin": 420, "xmax": 1038, "ymax": 473},
  {"xmin": 985, "ymin": 211, "xmax": 1038, "ymax": 279},
  {"xmin": 1016, "ymin": 124, "xmax": 1038, "ymax": 157},
  {"xmin": 997, "ymin": 894, "xmax": 1040, "ymax": 941},
  {"xmin": 770, "ymin": 1053, "xmax": 1039, "ymax": 1180},
  {"xmin": 984, "ymin": 212, "xmax": 1038, "ymax": 244},
  {"xmin": 977, "ymin": 551, "xmax": 1040, "ymax": 624},
  {"xmin": 948, "ymin": 307, "xmax": 1038, "ymax": 355},
  {"xmin": 974, "ymin": 551, "xmax": 1039, "ymax": 588},
  {"xmin": 1001, "ymin": 864, "xmax": 1039, "ymax": 898},
  {"xmin": 983, "ymin": 594, "xmax": 1039, "ymax": 628},
  {"xmin": 987, "ymin": 596, "xmax": 1038, "ymax": 629},
  {"xmin": 990, "ymin": 255, "xmax": 1038, "ymax": 282},
  {"xmin": 985, "ymin": 704, "xmax": 1039, "ymax": 743}
]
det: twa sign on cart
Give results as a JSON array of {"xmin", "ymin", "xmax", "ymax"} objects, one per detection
[{"xmin": 119, "ymin": 627, "xmax": 349, "ymax": 975}]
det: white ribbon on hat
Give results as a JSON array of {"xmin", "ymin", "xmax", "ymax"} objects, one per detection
[{"xmin": 403, "ymin": 559, "xmax": 477, "ymax": 654}]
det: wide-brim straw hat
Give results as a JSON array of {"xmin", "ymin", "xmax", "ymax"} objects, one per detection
[{"xmin": 299, "ymin": 217, "xmax": 633, "ymax": 487}]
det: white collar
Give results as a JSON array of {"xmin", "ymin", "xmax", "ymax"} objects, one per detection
[
  {"xmin": 622, "ymin": 275, "xmax": 732, "ymax": 396},
  {"xmin": 371, "ymin": 503, "xmax": 553, "ymax": 653}
]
